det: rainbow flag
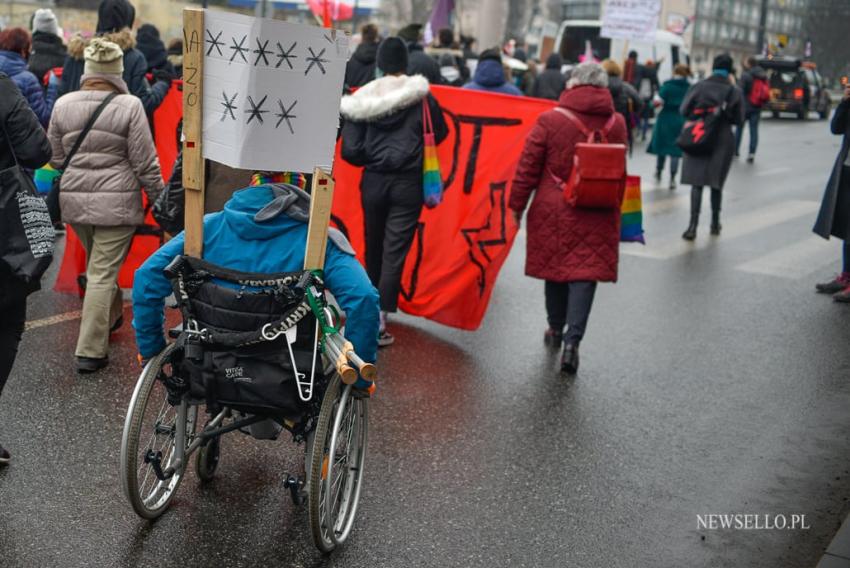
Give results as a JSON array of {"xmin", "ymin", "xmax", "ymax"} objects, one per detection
[
  {"xmin": 621, "ymin": 175, "xmax": 645, "ymax": 243},
  {"xmin": 33, "ymin": 163, "xmax": 60, "ymax": 195}
]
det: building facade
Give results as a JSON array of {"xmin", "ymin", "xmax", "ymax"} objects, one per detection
[{"xmin": 691, "ymin": 0, "xmax": 806, "ymax": 73}]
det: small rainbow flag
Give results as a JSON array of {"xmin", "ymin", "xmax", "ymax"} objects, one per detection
[
  {"xmin": 33, "ymin": 163, "xmax": 59, "ymax": 195},
  {"xmin": 621, "ymin": 175, "xmax": 645, "ymax": 244}
]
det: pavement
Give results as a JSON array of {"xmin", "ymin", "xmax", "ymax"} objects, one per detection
[{"xmin": 2, "ymin": 114, "xmax": 850, "ymax": 568}]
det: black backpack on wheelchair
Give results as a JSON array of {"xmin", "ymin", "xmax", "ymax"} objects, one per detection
[{"xmin": 163, "ymin": 255, "xmax": 326, "ymax": 423}]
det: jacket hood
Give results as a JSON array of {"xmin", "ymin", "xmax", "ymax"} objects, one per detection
[
  {"xmin": 136, "ymin": 26, "xmax": 167, "ymax": 70},
  {"xmin": 545, "ymin": 53, "xmax": 562, "ymax": 70},
  {"xmin": 352, "ymin": 42, "xmax": 377, "ymax": 64},
  {"xmin": 81, "ymin": 72, "xmax": 129, "ymax": 93},
  {"xmin": 223, "ymin": 186, "xmax": 303, "ymax": 241},
  {"xmin": 558, "ymin": 85, "xmax": 615, "ymax": 116},
  {"xmin": 67, "ymin": 29, "xmax": 135, "ymax": 61},
  {"xmin": 472, "ymin": 59, "xmax": 506, "ymax": 87},
  {"xmin": 0, "ymin": 51, "xmax": 26, "ymax": 77},
  {"xmin": 340, "ymin": 74, "xmax": 429, "ymax": 122}
]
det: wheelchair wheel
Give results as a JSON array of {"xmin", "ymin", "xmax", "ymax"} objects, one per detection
[
  {"xmin": 196, "ymin": 435, "xmax": 221, "ymax": 482},
  {"xmin": 308, "ymin": 375, "xmax": 369, "ymax": 553},
  {"xmin": 120, "ymin": 344, "xmax": 196, "ymax": 519}
]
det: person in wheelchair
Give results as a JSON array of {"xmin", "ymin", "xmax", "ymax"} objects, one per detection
[{"xmin": 132, "ymin": 172, "xmax": 380, "ymax": 388}]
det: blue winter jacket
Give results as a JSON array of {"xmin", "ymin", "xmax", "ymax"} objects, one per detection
[
  {"xmin": 462, "ymin": 59, "xmax": 523, "ymax": 96},
  {"xmin": 132, "ymin": 186, "xmax": 381, "ymax": 378},
  {"xmin": 0, "ymin": 50, "xmax": 56, "ymax": 127}
]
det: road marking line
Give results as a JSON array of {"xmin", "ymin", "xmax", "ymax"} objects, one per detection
[
  {"xmin": 25, "ymin": 310, "xmax": 82, "ymax": 331},
  {"xmin": 736, "ymin": 236, "xmax": 842, "ymax": 279},
  {"xmin": 623, "ymin": 199, "xmax": 820, "ymax": 260},
  {"xmin": 755, "ymin": 166, "xmax": 792, "ymax": 177}
]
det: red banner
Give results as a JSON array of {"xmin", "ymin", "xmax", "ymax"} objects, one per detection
[
  {"xmin": 332, "ymin": 86, "xmax": 554, "ymax": 330},
  {"xmin": 55, "ymin": 84, "xmax": 553, "ymax": 331}
]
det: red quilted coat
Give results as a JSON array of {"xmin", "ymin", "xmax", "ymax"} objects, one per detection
[{"xmin": 509, "ymin": 85, "xmax": 628, "ymax": 283}]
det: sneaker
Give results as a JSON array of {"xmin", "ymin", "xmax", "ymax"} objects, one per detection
[
  {"xmin": 377, "ymin": 330, "xmax": 394, "ymax": 347},
  {"xmin": 816, "ymin": 274, "xmax": 850, "ymax": 294},
  {"xmin": 0, "ymin": 443, "xmax": 10, "ymax": 465},
  {"xmin": 747, "ymin": 153, "xmax": 755, "ymax": 164},
  {"xmin": 543, "ymin": 328, "xmax": 563, "ymax": 348},
  {"xmin": 834, "ymin": 285, "xmax": 850, "ymax": 303},
  {"xmin": 77, "ymin": 356, "xmax": 108, "ymax": 373}
]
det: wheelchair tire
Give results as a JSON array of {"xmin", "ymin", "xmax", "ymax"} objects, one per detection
[
  {"xmin": 196, "ymin": 435, "xmax": 221, "ymax": 482},
  {"xmin": 120, "ymin": 344, "xmax": 196, "ymax": 520},
  {"xmin": 308, "ymin": 375, "xmax": 369, "ymax": 553}
]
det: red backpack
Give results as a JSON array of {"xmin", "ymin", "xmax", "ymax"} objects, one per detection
[
  {"xmin": 553, "ymin": 108, "xmax": 627, "ymax": 209},
  {"xmin": 749, "ymin": 77, "xmax": 771, "ymax": 107}
]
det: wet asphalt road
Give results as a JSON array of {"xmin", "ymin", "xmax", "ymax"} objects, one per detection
[{"xmin": 2, "ymin": 115, "xmax": 850, "ymax": 568}]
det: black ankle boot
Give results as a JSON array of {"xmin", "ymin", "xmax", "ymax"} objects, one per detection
[
  {"xmin": 561, "ymin": 343, "xmax": 580, "ymax": 374},
  {"xmin": 710, "ymin": 212, "xmax": 722, "ymax": 235},
  {"xmin": 682, "ymin": 215, "xmax": 698, "ymax": 240}
]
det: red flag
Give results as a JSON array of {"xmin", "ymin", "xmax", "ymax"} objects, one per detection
[{"xmin": 332, "ymin": 86, "xmax": 555, "ymax": 330}]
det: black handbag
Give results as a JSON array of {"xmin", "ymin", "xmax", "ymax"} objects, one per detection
[
  {"xmin": 0, "ymin": 125, "xmax": 55, "ymax": 284},
  {"xmin": 152, "ymin": 150, "xmax": 185, "ymax": 234},
  {"xmin": 47, "ymin": 92, "xmax": 118, "ymax": 223},
  {"xmin": 677, "ymin": 85, "xmax": 734, "ymax": 156}
]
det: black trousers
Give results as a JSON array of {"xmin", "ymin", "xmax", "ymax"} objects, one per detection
[
  {"xmin": 0, "ymin": 300, "xmax": 26, "ymax": 398},
  {"xmin": 361, "ymin": 171, "xmax": 423, "ymax": 312},
  {"xmin": 544, "ymin": 280, "xmax": 597, "ymax": 345}
]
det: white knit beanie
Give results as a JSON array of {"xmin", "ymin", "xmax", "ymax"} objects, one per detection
[
  {"xmin": 84, "ymin": 38, "xmax": 124, "ymax": 75},
  {"xmin": 32, "ymin": 8, "xmax": 60, "ymax": 36}
]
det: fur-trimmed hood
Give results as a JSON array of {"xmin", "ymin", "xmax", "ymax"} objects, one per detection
[
  {"xmin": 67, "ymin": 28, "xmax": 135, "ymax": 60},
  {"xmin": 340, "ymin": 74, "xmax": 429, "ymax": 122}
]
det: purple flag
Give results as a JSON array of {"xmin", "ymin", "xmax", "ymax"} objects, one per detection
[{"xmin": 425, "ymin": 0, "xmax": 455, "ymax": 44}]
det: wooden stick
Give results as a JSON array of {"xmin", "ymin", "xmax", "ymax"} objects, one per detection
[
  {"xmin": 182, "ymin": 7, "xmax": 205, "ymax": 258},
  {"xmin": 303, "ymin": 167, "xmax": 334, "ymax": 271}
]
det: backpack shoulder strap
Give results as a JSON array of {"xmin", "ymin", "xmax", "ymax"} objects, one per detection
[
  {"xmin": 553, "ymin": 107, "xmax": 591, "ymax": 138},
  {"xmin": 61, "ymin": 92, "xmax": 118, "ymax": 171},
  {"xmin": 600, "ymin": 113, "xmax": 618, "ymax": 139}
]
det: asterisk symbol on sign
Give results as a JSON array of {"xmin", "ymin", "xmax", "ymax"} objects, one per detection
[
  {"xmin": 229, "ymin": 34, "xmax": 248, "ymax": 63},
  {"xmin": 245, "ymin": 95, "xmax": 268, "ymax": 125},
  {"xmin": 253, "ymin": 38, "xmax": 271, "ymax": 66},
  {"xmin": 206, "ymin": 29, "xmax": 224, "ymax": 57},
  {"xmin": 220, "ymin": 91, "xmax": 238, "ymax": 121},
  {"xmin": 276, "ymin": 41, "xmax": 297, "ymax": 69},
  {"xmin": 275, "ymin": 99, "xmax": 297, "ymax": 134},
  {"xmin": 304, "ymin": 47, "xmax": 328, "ymax": 76}
]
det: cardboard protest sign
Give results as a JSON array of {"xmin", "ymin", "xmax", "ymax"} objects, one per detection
[
  {"xmin": 601, "ymin": 0, "xmax": 661, "ymax": 42},
  {"xmin": 200, "ymin": 10, "xmax": 349, "ymax": 173}
]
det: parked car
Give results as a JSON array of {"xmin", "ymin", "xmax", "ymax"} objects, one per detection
[{"xmin": 758, "ymin": 57, "xmax": 831, "ymax": 120}]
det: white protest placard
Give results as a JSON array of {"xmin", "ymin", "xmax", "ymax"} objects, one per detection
[
  {"xmin": 201, "ymin": 10, "xmax": 349, "ymax": 173},
  {"xmin": 601, "ymin": 0, "xmax": 662, "ymax": 42}
]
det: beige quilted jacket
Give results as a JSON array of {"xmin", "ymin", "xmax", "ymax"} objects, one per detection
[{"xmin": 47, "ymin": 76, "xmax": 164, "ymax": 226}]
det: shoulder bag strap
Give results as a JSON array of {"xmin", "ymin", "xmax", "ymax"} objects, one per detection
[
  {"xmin": 60, "ymin": 92, "xmax": 118, "ymax": 171},
  {"xmin": 422, "ymin": 98, "xmax": 433, "ymax": 136},
  {"xmin": 0, "ymin": 122, "xmax": 22, "ymax": 168}
]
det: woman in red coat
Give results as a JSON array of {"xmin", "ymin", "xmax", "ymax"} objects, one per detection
[{"xmin": 510, "ymin": 62, "xmax": 627, "ymax": 374}]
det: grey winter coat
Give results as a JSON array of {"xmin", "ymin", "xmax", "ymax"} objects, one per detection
[
  {"xmin": 679, "ymin": 75, "xmax": 745, "ymax": 190},
  {"xmin": 814, "ymin": 98, "xmax": 850, "ymax": 240},
  {"xmin": 47, "ymin": 75, "xmax": 165, "ymax": 226}
]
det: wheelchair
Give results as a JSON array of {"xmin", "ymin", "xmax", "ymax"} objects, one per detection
[{"xmin": 119, "ymin": 255, "xmax": 369, "ymax": 552}]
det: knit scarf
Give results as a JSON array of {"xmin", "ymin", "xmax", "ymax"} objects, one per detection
[{"xmin": 250, "ymin": 171, "xmax": 307, "ymax": 189}]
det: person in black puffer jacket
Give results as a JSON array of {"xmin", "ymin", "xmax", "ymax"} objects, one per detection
[
  {"xmin": 345, "ymin": 23, "xmax": 379, "ymax": 90},
  {"xmin": 28, "ymin": 9, "xmax": 67, "ymax": 89},
  {"xmin": 531, "ymin": 53, "xmax": 566, "ymax": 100},
  {"xmin": 136, "ymin": 23, "xmax": 174, "ymax": 75},
  {"xmin": 0, "ymin": 71, "xmax": 53, "ymax": 465},
  {"xmin": 340, "ymin": 37, "xmax": 448, "ymax": 346},
  {"xmin": 397, "ymin": 24, "xmax": 442, "ymax": 85},
  {"xmin": 58, "ymin": 0, "xmax": 171, "ymax": 115}
]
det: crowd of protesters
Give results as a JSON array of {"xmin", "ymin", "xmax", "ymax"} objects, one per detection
[{"xmin": 2, "ymin": 2, "xmax": 850, "ymax": 467}]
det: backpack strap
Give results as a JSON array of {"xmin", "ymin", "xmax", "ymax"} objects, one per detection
[{"xmin": 553, "ymin": 106, "xmax": 616, "ymax": 143}]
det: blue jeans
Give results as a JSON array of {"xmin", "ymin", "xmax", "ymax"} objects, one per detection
[{"xmin": 736, "ymin": 111, "xmax": 760, "ymax": 155}]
